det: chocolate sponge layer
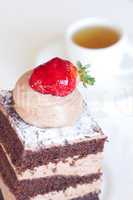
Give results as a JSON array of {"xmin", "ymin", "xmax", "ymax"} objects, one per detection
[
  {"xmin": 71, "ymin": 193, "xmax": 99, "ymax": 200},
  {"xmin": 0, "ymin": 110, "xmax": 106, "ymax": 173}
]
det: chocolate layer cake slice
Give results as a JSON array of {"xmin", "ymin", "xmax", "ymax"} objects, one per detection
[
  {"xmin": 0, "ymin": 90, "xmax": 106, "ymax": 200},
  {"xmin": 0, "ymin": 58, "xmax": 106, "ymax": 200}
]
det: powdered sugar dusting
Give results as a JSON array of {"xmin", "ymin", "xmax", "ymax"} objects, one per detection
[{"xmin": 0, "ymin": 90, "xmax": 103, "ymax": 151}]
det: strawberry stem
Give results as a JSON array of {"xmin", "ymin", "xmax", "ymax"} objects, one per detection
[{"xmin": 76, "ymin": 61, "xmax": 95, "ymax": 87}]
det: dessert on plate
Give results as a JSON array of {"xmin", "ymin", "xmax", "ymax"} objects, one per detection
[{"xmin": 0, "ymin": 57, "xmax": 106, "ymax": 200}]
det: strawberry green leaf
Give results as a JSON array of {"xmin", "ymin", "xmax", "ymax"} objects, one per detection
[{"xmin": 76, "ymin": 61, "xmax": 95, "ymax": 86}]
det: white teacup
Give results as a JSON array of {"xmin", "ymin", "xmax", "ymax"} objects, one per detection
[{"xmin": 66, "ymin": 18, "xmax": 133, "ymax": 86}]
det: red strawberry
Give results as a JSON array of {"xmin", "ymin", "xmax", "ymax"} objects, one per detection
[
  {"xmin": 29, "ymin": 57, "xmax": 78, "ymax": 96},
  {"xmin": 29, "ymin": 57, "xmax": 95, "ymax": 97}
]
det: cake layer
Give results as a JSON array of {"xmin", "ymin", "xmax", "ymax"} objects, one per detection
[
  {"xmin": 71, "ymin": 193, "xmax": 99, "ymax": 200},
  {"xmin": 1, "ymin": 143, "xmax": 102, "ymax": 180},
  {"xmin": 31, "ymin": 181, "xmax": 100, "ymax": 200},
  {"xmin": 17, "ymin": 153, "xmax": 102, "ymax": 180},
  {"xmin": 0, "ymin": 145, "xmax": 101, "ymax": 200},
  {"xmin": 0, "ymin": 177, "xmax": 99, "ymax": 200},
  {"xmin": 0, "ymin": 173, "xmax": 101, "ymax": 200},
  {"xmin": 0, "ymin": 116, "xmax": 105, "ymax": 173},
  {"xmin": 1, "ymin": 169, "xmax": 101, "ymax": 200},
  {"xmin": 0, "ymin": 107, "xmax": 105, "ymax": 172}
]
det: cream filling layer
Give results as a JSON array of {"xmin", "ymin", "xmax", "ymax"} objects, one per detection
[{"xmin": 1, "ymin": 144, "xmax": 102, "ymax": 180}]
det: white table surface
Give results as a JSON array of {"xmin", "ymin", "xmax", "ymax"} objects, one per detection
[{"xmin": 0, "ymin": 0, "xmax": 133, "ymax": 199}]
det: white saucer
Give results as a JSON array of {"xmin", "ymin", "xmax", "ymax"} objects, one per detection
[{"xmin": 36, "ymin": 38, "xmax": 133, "ymax": 200}]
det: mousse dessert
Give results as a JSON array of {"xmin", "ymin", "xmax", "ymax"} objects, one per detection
[{"xmin": 0, "ymin": 57, "xmax": 106, "ymax": 200}]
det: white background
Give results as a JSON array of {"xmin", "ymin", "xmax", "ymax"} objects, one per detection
[
  {"xmin": 0, "ymin": 0, "xmax": 133, "ymax": 199},
  {"xmin": 0, "ymin": 0, "xmax": 133, "ymax": 88}
]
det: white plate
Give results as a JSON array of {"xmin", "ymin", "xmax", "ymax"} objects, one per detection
[{"xmin": 36, "ymin": 38, "xmax": 133, "ymax": 200}]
